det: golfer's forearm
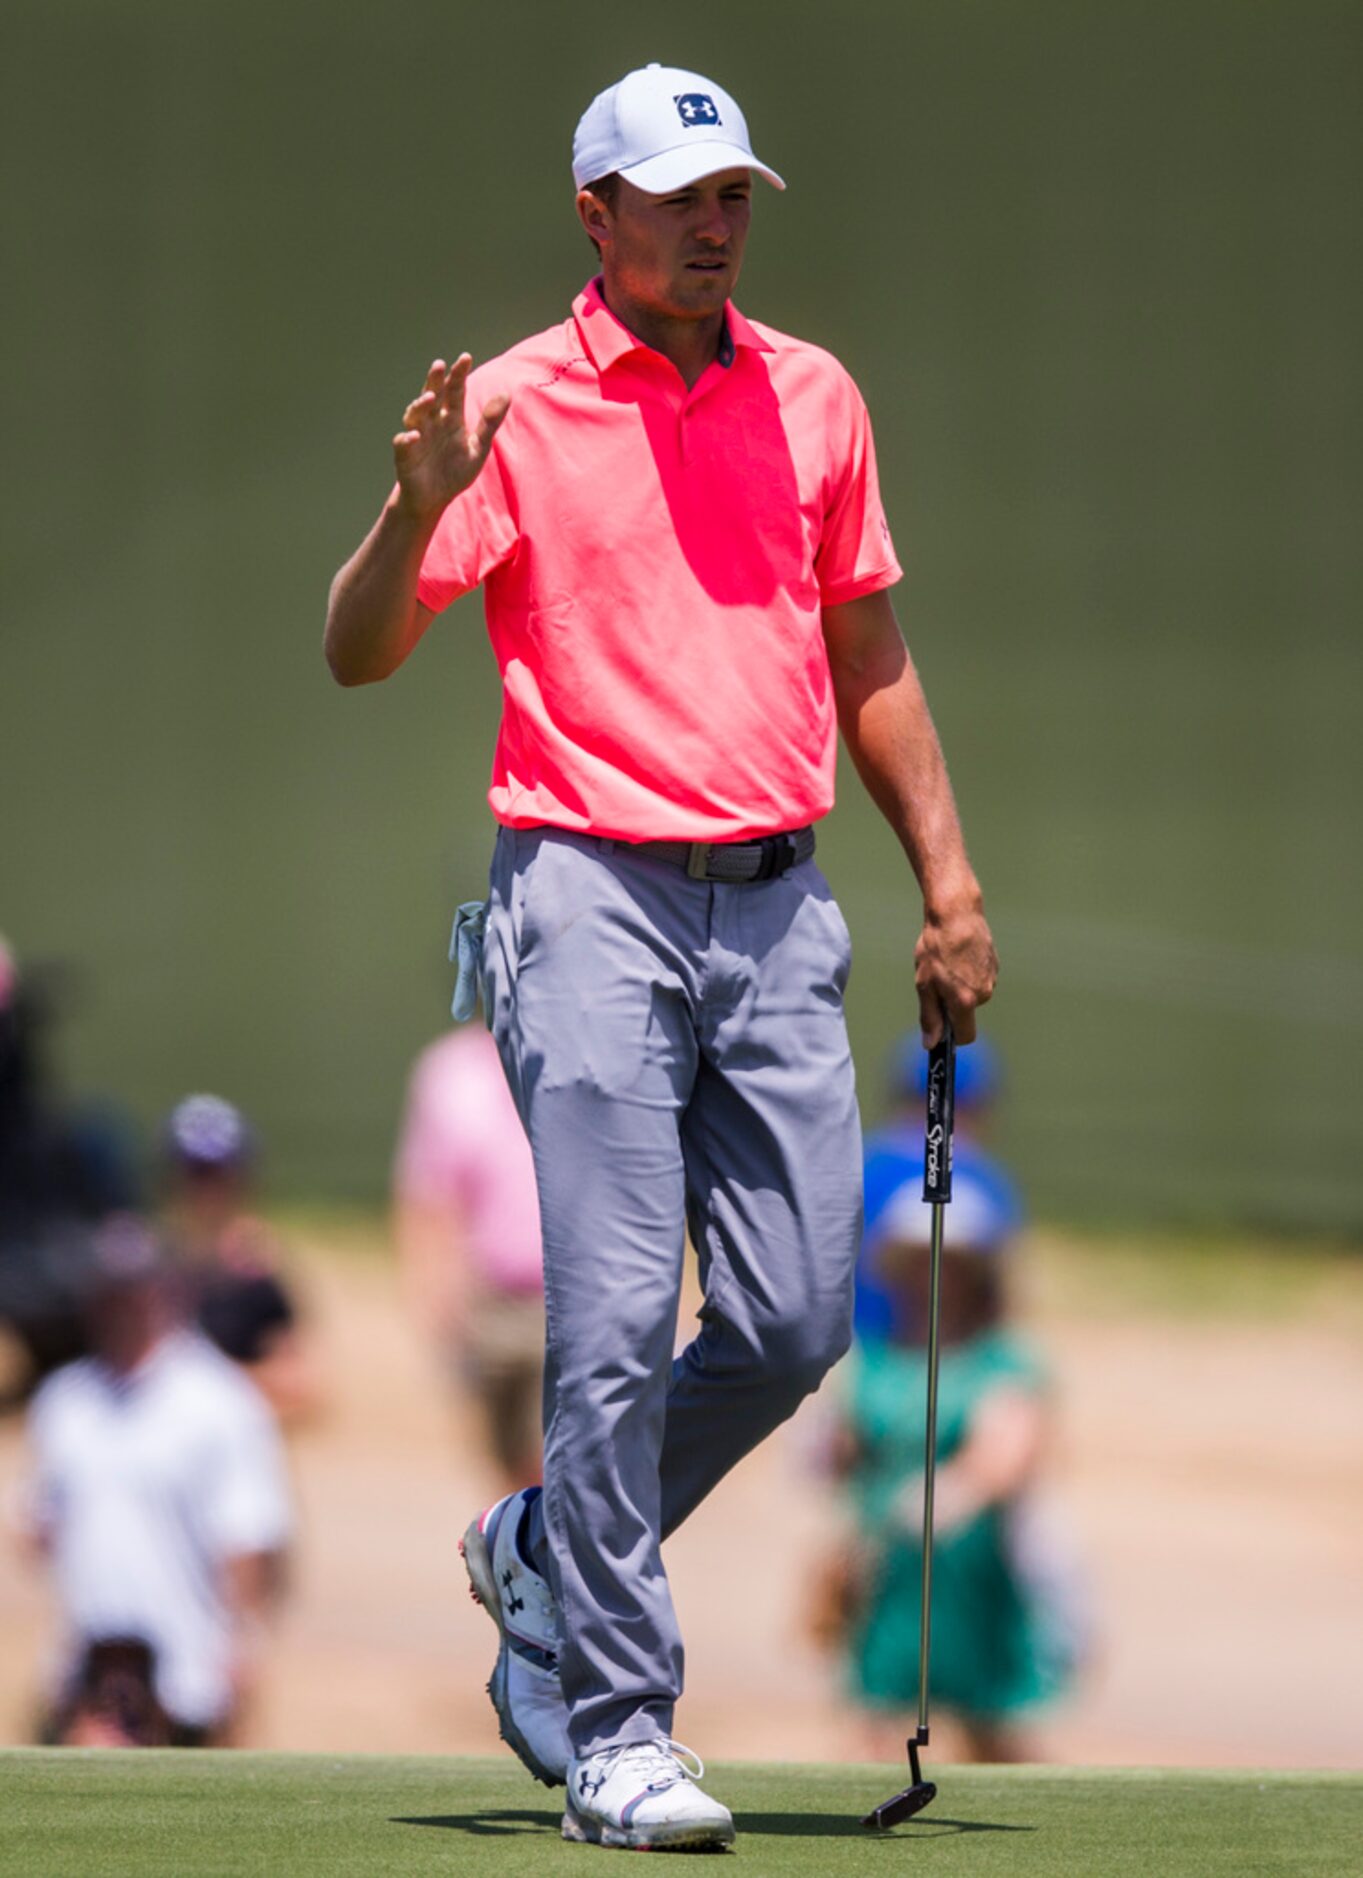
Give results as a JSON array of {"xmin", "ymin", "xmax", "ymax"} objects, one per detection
[
  {"xmin": 325, "ymin": 491, "xmax": 439, "ymax": 685},
  {"xmin": 831, "ymin": 642, "xmax": 982, "ymax": 917}
]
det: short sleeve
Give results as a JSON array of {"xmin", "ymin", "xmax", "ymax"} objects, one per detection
[
  {"xmin": 199, "ymin": 1387, "xmax": 293, "ymax": 1556},
  {"xmin": 415, "ymin": 427, "xmax": 520, "ymax": 615},
  {"xmin": 815, "ymin": 373, "xmax": 903, "ymax": 607},
  {"xmin": 985, "ymin": 1333, "xmax": 1050, "ymax": 1398}
]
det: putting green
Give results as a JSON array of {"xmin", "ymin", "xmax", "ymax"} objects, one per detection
[{"xmin": 3, "ymin": 1753, "xmax": 1359, "ymax": 1877}]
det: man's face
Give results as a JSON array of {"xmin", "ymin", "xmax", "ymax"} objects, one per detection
[
  {"xmin": 583, "ymin": 169, "xmax": 753, "ymax": 319},
  {"xmin": 85, "ymin": 1277, "xmax": 169, "ymax": 1375}
]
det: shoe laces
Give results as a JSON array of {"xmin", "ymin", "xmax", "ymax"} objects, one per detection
[
  {"xmin": 530, "ymin": 1579, "xmax": 557, "ymax": 1633},
  {"xmin": 602, "ymin": 1737, "xmax": 704, "ymax": 1790}
]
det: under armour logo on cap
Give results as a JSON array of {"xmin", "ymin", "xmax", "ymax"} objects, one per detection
[{"xmin": 674, "ymin": 93, "xmax": 721, "ymax": 128}]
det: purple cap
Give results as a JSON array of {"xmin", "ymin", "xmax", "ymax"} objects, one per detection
[{"xmin": 163, "ymin": 1094, "xmax": 255, "ymax": 1169}]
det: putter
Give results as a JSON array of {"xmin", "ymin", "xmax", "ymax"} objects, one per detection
[{"xmin": 861, "ymin": 1011, "xmax": 956, "ymax": 1831}]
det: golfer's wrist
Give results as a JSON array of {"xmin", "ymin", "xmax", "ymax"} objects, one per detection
[
  {"xmin": 920, "ymin": 868, "xmax": 983, "ymax": 922},
  {"xmin": 385, "ymin": 481, "xmax": 451, "ymax": 534}
]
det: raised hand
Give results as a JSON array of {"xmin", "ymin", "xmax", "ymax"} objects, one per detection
[{"xmin": 392, "ymin": 355, "xmax": 511, "ymax": 521}]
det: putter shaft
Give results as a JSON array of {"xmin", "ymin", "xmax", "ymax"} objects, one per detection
[
  {"xmin": 918, "ymin": 1196, "xmax": 945, "ymax": 1739},
  {"xmin": 861, "ymin": 1017, "xmax": 955, "ymax": 1831}
]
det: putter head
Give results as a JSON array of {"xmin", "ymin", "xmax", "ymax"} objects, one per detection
[
  {"xmin": 861, "ymin": 1737, "xmax": 938, "ymax": 1829},
  {"xmin": 861, "ymin": 1778, "xmax": 938, "ymax": 1830}
]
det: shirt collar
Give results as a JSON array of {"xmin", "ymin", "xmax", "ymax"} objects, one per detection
[{"xmin": 573, "ymin": 277, "xmax": 774, "ymax": 376}]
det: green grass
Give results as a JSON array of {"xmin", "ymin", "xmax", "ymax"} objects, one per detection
[{"xmin": 2, "ymin": 1753, "xmax": 1359, "ymax": 1878}]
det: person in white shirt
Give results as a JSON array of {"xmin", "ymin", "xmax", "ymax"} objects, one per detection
[{"xmin": 24, "ymin": 1216, "xmax": 293, "ymax": 1745}]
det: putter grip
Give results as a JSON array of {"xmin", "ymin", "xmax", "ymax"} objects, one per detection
[{"xmin": 921, "ymin": 1017, "xmax": 955, "ymax": 1203}]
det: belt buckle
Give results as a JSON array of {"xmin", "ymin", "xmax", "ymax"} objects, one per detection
[{"xmin": 686, "ymin": 842, "xmax": 713, "ymax": 880}]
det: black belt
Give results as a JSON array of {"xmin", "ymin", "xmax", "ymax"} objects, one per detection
[{"xmin": 607, "ymin": 825, "xmax": 816, "ymax": 884}]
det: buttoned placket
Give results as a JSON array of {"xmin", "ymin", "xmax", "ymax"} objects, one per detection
[
  {"xmin": 685, "ymin": 359, "xmax": 733, "ymax": 465},
  {"xmin": 650, "ymin": 354, "xmax": 733, "ymax": 467},
  {"xmin": 576, "ymin": 284, "xmax": 755, "ymax": 468}
]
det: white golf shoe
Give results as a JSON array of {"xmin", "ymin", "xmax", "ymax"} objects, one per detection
[
  {"xmin": 562, "ymin": 1738, "xmax": 735, "ymax": 1851},
  {"xmin": 460, "ymin": 1487, "xmax": 570, "ymax": 1787}
]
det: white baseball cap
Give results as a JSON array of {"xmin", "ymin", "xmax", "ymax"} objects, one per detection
[{"xmin": 572, "ymin": 63, "xmax": 785, "ymax": 195}]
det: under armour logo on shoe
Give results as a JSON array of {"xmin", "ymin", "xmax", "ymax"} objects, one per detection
[
  {"xmin": 579, "ymin": 1770, "xmax": 607, "ymax": 1800},
  {"xmin": 674, "ymin": 93, "xmax": 721, "ymax": 128},
  {"xmin": 501, "ymin": 1568, "xmax": 525, "ymax": 1615}
]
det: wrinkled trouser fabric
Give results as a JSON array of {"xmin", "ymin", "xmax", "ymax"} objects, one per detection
[{"xmin": 481, "ymin": 827, "xmax": 862, "ymax": 1756}]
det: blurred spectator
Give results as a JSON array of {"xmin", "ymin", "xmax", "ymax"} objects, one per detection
[
  {"xmin": 22, "ymin": 1216, "xmax": 293, "ymax": 1746},
  {"xmin": 808, "ymin": 1035, "xmax": 1088, "ymax": 1761},
  {"xmin": 393, "ymin": 1025, "xmax": 544, "ymax": 1492},
  {"xmin": 857, "ymin": 1034, "xmax": 1023, "ymax": 1344},
  {"xmin": 160, "ymin": 1094, "xmax": 322, "ymax": 1428},
  {"xmin": 0, "ymin": 935, "xmax": 139, "ymax": 1404}
]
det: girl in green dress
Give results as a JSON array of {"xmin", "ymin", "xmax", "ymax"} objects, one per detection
[{"xmin": 837, "ymin": 1175, "xmax": 1085, "ymax": 1761}]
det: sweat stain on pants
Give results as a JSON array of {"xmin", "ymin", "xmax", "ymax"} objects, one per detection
[{"xmin": 481, "ymin": 826, "xmax": 863, "ymax": 1758}]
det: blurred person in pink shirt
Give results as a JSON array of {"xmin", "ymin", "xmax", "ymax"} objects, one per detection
[{"xmin": 393, "ymin": 1025, "xmax": 545, "ymax": 1491}]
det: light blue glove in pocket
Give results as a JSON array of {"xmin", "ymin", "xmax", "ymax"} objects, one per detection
[{"xmin": 449, "ymin": 900, "xmax": 488, "ymax": 1023}]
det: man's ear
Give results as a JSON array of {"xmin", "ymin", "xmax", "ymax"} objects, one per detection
[{"xmin": 576, "ymin": 188, "xmax": 612, "ymax": 249}]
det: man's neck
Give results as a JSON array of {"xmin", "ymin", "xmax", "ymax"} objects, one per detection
[
  {"xmin": 599, "ymin": 281, "xmax": 724, "ymax": 391},
  {"xmin": 99, "ymin": 1321, "xmax": 173, "ymax": 1384}
]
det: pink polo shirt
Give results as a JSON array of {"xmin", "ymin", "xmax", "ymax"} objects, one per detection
[{"xmin": 417, "ymin": 279, "xmax": 902, "ymax": 842}]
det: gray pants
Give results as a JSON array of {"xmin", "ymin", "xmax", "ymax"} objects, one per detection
[{"xmin": 482, "ymin": 827, "xmax": 862, "ymax": 1757}]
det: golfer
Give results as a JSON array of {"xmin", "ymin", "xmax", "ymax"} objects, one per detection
[{"xmin": 325, "ymin": 63, "xmax": 997, "ymax": 1851}]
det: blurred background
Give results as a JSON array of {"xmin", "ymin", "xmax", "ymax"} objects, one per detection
[{"xmin": 2, "ymin": 0, "xmax": 1360, "ymax": 1767}]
